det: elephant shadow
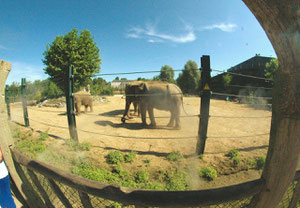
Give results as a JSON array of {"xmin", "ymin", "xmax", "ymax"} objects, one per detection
[
  {"xmin": 95, "ymin": 120, "xmax": 144, "ymax": 130},
  {"xmin": 98, "ymin": 109, "xmax": 124, "ymax": 117},
  {"xmin": 95, "ymin": 120, "xmax": 173, "ymax": 130}
]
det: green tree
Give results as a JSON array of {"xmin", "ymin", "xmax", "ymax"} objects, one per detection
[
  {"xmin": 176, "ymin": 60, "xmax": 200, "ymax": 94},
  {"xmin": 223, "ymin": 74, "xmax": 232, "ymax": 87},
  {"xmin": 42, "ymin": 28, "xmax": 101, "ymax": 92},
  {"xmin": 265, "ymin": 58, "xmax": 279, "ymax": 82},
  {"xmin": 159, "ymin": 65, "xmax": 175, "ymax": 83}
]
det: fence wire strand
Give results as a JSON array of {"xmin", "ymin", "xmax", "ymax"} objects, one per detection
[{"xmin": 211, "ymin": 69, "xmax": 273, "ymax": 81}]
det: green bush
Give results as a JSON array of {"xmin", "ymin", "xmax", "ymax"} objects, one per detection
[
  {"xmin": 135, "ymin": 170, "xmax": 149, "ymax": 183},
  {"xmin": 165, "ymin": 172, "xmax": 188, "ymax": 191},
  {"xmin": 199, "ymin": 167, "xmax": 217, "ymax": 181},
  {"xmin": 233, "ymin": 157, "xmax": 241, "ymax": 166},
  {"xmin": 256, "ymin": 156, "xmax": 266, "ymax": 170},
  {"xmin": 226, "ymin": 149, "xmax": 239, "ymax": 159},
  {"xmin": 106, "ymin": 151, "xmax": 124, "ymax": 164},
  {"xmin": 38, "ymin": 132, "xmax": 48, "ymax": 141},
  {"xmin": 167, "ymin": 151, "xmax": 183, "ymax": 162},
  {"xmin": 124, "ymin": 151, "xmax": 137, "ymax": 163},
  {"xmin": 246, "ymin": 158, "xmax": 256, "ymax": 168}
]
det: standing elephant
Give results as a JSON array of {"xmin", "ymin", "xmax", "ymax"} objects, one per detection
[
  {"xmin": 74, "ymin": 91, "xmax": 93, "ymax": 115},
  {"xmin": 121, "ymin": 81, "xmax": 142, "ymax": 122},
  {"xmin": 122, "ymin": 81, "xmax": 183, "ymax": 129}
]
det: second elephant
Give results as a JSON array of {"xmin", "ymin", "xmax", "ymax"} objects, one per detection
[{"xmin": 74, "ymin": 91, "xmax": 93, "ymax": 114}]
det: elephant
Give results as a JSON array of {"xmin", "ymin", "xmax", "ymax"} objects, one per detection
[
  {"xmin": 121, "ymin": 81, "xmax": 142, "ymax": 122},
  {"xmin": 74, "ymin": 91, "xmax": 93, "ymax": 115},
  {"xmin": 122, "ymin": 81, "xmax": 183, "ymax": 129}
]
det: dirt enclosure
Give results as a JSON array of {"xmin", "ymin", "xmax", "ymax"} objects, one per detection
[{"xmin": 10, "ymin": 95, "xmax": 272, "ymax": 189}]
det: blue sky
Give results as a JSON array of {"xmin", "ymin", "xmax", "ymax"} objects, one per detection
[{"xmin": 0, "ymin": 0, "xmax": 276, "ymax": 84}]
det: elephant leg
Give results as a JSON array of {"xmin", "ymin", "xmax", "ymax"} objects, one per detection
[
  {"xmin": 133, "ymin": 101, "xmax": 138, "ymax": 116},
  {"xmin": 167, "ymin": 112, "xmax": 175, "ymax": 127},
  {"xmin": 174, "ymin": 106, "xmax": 181, "ymax": 130},
  {"xmin": 140, "ymin": 103, "xmax": 147, "ymax": 126},
  {"xmin": 90, "ymin": 103, "xmax": 93, "ymax": 112},
  {"xmin": 76, "ymin": 103, "xmax": 81, "ymax": 115},
  {"xmin": 84, "ymin": 105, "xmax": 88, "ymax": 113},
  {"xmin": 148, "ymin": 106, "xmax": 156, "ymax": 128},
  {"xmin": 122, "ymin": 100, "xmax": 132, "ymax": 123}
]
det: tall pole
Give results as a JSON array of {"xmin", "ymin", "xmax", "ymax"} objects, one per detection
[
  {"xmin": 196, "ymin": 55, "xmax": 211, "ymax": 155},
  {"xmin": 21, "ymin": 78, "xmax": 29, "ymax": 127},
  {"xmin": 5, "ymin": 85, "xmax": 11, "ymax": 120},
  {"xmin": 66, "ymin": 66, "xmax": 78, "ymax": 141}
]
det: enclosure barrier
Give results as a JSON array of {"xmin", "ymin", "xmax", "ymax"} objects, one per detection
[{"xmin": 8, "ymin": 147, "xmax": 300, "ymax": 208}]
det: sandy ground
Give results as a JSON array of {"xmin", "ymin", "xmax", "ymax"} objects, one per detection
[{"xmin": 9, "ymin": 96, "xmax": 272, "ymax": 188}]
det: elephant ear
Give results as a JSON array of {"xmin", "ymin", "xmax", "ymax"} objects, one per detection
[{"xmin": 138, "ymin": 82, "xmax": 149, "ymax": 92}]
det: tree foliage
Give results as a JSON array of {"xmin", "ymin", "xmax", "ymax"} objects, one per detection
[
  {"xmin": 265, "ymin": 58, "xmax": 279, "ymax": 82},
  {"xmin": 176, "ymin": 60, "xmax": 200, "ymax": 94},
  {"xmin": 158, "ymin": 65, "xmax": 175, "ymax": 83},
  {"xmin": 223, "ymin": 74, "xmax": 232, "ymax": 86},
  {"xmin": 42, "ymin": 28, "xmax": 101, "ymax": 92},
  {"xmin": 90, "ymin": 78, "xmax": 114, "ymax": 95}
]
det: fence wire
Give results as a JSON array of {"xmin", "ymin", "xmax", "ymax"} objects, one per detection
[{"xmin": 211, "ymin": 69, "xmax": 273, "ymax": 81}]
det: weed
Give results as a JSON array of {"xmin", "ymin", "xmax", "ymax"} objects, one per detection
[
  {"xmin": 106, "ymin": 151, "xmax": 124, "ymax": 164},
  {"xmin": 167, "ymin": 151, "xmax": 183, "ymax": 162},
  {"xmin": 165, "ymin": 172, "xmax": 188, "ymax": 191},
  {"xmin": 13, "ymin": 130, "xmax": 21, "ymax": 139},
  {"xmin": 226, "ymin": 149, "xmax": 239, "ymax": 159},
  {"xmin": 233, "ymin": 157, "xmax": 241, "ymax": 166},
  {"xmin": 246, "ymin": 158, "xmax": 256, "ymax": 168},
  {"xmin": 143, "ymin": 159, "xmax": 151, "ymax": 167},
  {"xmin": 124, "ymin": 151, "xmax": 137, "ymax": 163},
  {"xmin": 105, "ymin": 202, "xmax": 122, "ymax": 208},
  {"xmin": 199, "ymin": 167, "xmax": 217, "ymax": 181},
  {"xmin": 66, "ymin": 140, "xmax": 92, "ymax": 151},
  {"xmin": 135, "ymin": 170, "xmax": 149, "ymax": 183},
  {"xmin": 38, "ymin": 132, "xmax": 48, "ymax": 141},
  {"xmin": 256, "ymin": 156, "xmax": 266, "ymax": 170}
]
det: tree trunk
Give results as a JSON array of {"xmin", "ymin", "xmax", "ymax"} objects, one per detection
[{"xmin": 242, "ymin": 1, "xmax": 300, "ymax": 207}]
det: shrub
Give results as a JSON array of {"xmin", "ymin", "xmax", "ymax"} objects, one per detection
[
  {"xmin": 199, "ymin": 167, "xmax": 217, "ymax": 181},
  {"xmin": 256, "ymin": 156, "xmax": 266, "ymax": 170},
  {"xmin": 106, "ymin": 151, "xmax": 124, "ymax": 164},
  {"xmin": 246, "ymin": 158, "xmax": 256, "ymax": 168},
  {"xmin": 233, "ymin": 157, "xmax": 241, "ymax": 166},
  {"xmin": 124, "ymin": 151, "xmax": 137, "ymax": 163},
  {"xmin": 66, "ymin": 140, "xmax": 92, "ymax": 151},
  {"xmin": 226, "ymin": 149, "xmax": 239, "ymax": 159},
  {"xmin": 38, "ymin": 132, "xmax": 48, "ymax": 141},
  {"xmin": 165, "ymin": 172, "xmax": 188, "ymax": 191},
  {"xmin": 167, "ymin": 151, "xmax": 183, "ymax": 162},
  {"xmin": 135, "ymin": 170, "xmax": 149, "ymax": 183}
]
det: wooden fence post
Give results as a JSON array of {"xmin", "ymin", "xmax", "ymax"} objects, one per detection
[
  {"xmin": 21, "ymin": 78, "xmax": 29, "ymax": 127},
  {"xmin": 5, "ymin": 85, "xmax": 11, "ymax": 120},
  {"xmin": 196, "ymin": 55, "xmax": 211, "ymax": 155},
  {"xmin": 66, "ymin": 66, "xmax": 78, "ymax": 141}
]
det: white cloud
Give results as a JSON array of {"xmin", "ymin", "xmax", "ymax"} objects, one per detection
[
  {"xmin": 126, "ymin": 22, "xmax": 196, "ymax": 43},
  {"xmin": 202, "ymin": 23, "xmax": 237, "ymax": 32},
  {"xmin": 6, "ymin": 61, "xmax": 47, "ymax": 84},
  {"xmin": 0, "ymin": 45, "xmax": 9, "ymax": 50}
]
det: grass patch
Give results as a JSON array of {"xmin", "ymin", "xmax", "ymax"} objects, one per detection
[
  {"xmin": 166, "ymin": 151, "xmax": 183, "ymax": 162},
  {"xmin": 124, "ymin": 151, "xmax": 137, "ymax": 163},
  {"xmin": 106, "ymin": 151, "xmax": 124, "ymax": 164},
  {"xmin": 199, "ymin": 167, "xmax": 217, "ymax": 181},
  {"xmin": 134, "ymin": 170, "xmax": 149, "ymax": 183},
  {"xmin": 66, "ymin": 140, "xmax": 92, "ymax": 151},
  {"xmin": 226, "ymin": 149, "xmax": 239, "ymax": 159},
  {"xmin": 38, "ymin": 131, "xmax": 48, "ymax": 141},
  {"xmin": 256, "ymin": 156, "xmax": 266, "ymax": 170}
]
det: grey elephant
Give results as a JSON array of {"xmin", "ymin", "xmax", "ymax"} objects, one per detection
[
  {"xmin": 74, "ymin": 91, "xmax": 93, "ymax": 115},
  {"xmin": 121, "ymin": 81, "xmax": 142, "ymax": 122},
  {"xmin": 122, "ymin": 81, "xmax": 183, "ymax": 129}
]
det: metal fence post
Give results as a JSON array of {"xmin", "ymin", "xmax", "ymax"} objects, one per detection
[
  {"xmin": 66, "ymin": 66, "xmax": 78, "ymax": 141},
  {"xmin": 196, "ymin": 55, "xmax": 211, "ymax": 155},
  {"xmin": 21, "ymin": 78, "xmax": 29, "ymax": 127},
  {"xmin": 5, "ymin": 85, "xmax": 11, "ymax": 120}
]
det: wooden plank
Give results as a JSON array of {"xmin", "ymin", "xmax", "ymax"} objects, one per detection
[
  {"xmin": 48, "ymin": 178, "xmax": 73, "ymax": 208},
  {"xmin": 13, "ymin": 161, "xmax": 46, "ymax": 208},
  {"xmin": 27, "ymin": 169, "xmax": 55, "ymax": 208},
  {"xmin": 78, "ymin": 191, "xmax": 93, "ymax": 208}
]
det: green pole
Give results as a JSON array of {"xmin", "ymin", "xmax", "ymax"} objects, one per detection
[
  {"xmin": 196, "ymin": 55, "xmax": 211, "ymax": 155},
  {"xmin": 5, "ymin": 85, "xmax": 11, "ymax": 120},
  {"xmin": 21, "ymin": 78, "xmax": 30, "ymax": 127},
  {"xmin": 66, "ymin": 66, "xmax": 78, "ymax": 141}
]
